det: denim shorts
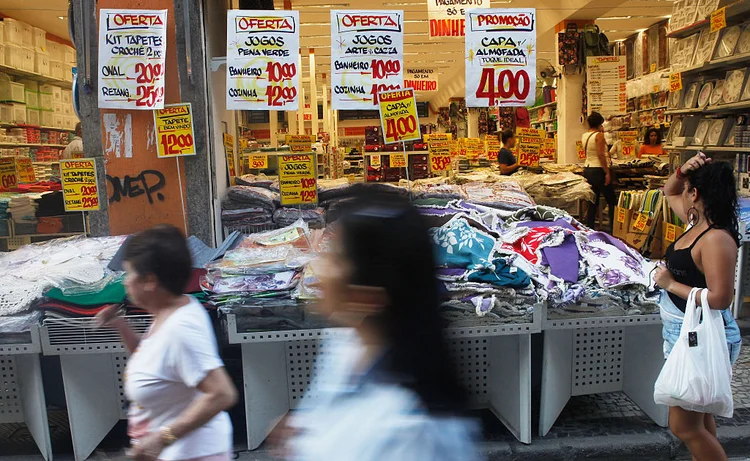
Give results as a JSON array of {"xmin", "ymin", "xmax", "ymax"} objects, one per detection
[{"xmin": 660, "ymin": 290, "xmax": 742, "ymax": 366}]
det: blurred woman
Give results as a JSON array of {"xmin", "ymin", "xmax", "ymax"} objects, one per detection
[
  {"xmin": 97, "ymin": 225, "xmax": 237, "ymax": 461},
  {"xmin": 582, "ymin": 111, "xmax": 616, "ymax": 231},
  {"xmin": 638, "ymin": 128, "xmax": 666, "ymax": 158},
  {"xmin": 283, "ymin": 190, "xmax": 481, "ymax": 461},
  {"xmin": 654, "ymin": 153, "xmax": 742, "ymax": 461}
]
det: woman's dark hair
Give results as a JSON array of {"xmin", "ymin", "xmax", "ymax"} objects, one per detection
[
  {"xmin": 644, "ymin": 127, "xmax": 662, "ymax": 145},
  {"xmin": 123, "ymin": 225, "xmax": 193, "ymax": 295},
  {"xmin": 687, "ymin": 161, "xmax": 740, "ymax": 246},
  {"xmin": 500, "ymin": 129, "xmax": 515, "ymax": 144},
  {"xmin": 337, "ymin": 189, "xmax": 467, "ymax": 414},
  {"xmin": 587, "ymin": 112, "xmax": 605, "ymax": 129}
]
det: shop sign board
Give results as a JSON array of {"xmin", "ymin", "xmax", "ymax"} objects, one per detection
[
  {"xmin": 576, "ymin": 141, "xmax": 586, "ymax": 161},
  {"xmin": 463, "ymin": 137, "xmax": 484, "ymax": 160},
  {"xmin": 154, "ymin": 103, "xmax": 196, "ymax": 158},
  {"xmin": 248, "ymin": 154, "xmax": 268, "ymax": 169},
  {"xmin": 378, "ymin": 88, "xmax": 421, "ymax": 144},
  {"xmin": 586, "ymin": 56, "xmax": 627, "ymax": 116},
  {"xmin": 279, "ymin": 154, "xmax": 317, "ymax": 205},
  {"xmin": 226, "ymin": 11, "xmax": 300, "ymax": 110},
  {"xmin": 285, "ymin": 134, "xmax": 316, "ymax": 152},
  {"xmin": 331, "ymin": 10, "xmax": 404, "ymax": 109},
  {"xmin": 404, "ymin": 68, "xmax": 438, "ymax": 92},
  {"xmin": 427, "ymin": 0, "xmax": 488, "ymax": 38},
  {"xmin": 224, "ymin": 133, "xmax": 236, "ymax": 177},
  {"xmin": 389, "ymin": 153, "xmax": 407, "ymax": 168},
  {"xmin": 60, "ymin": 158, "xmax": 100, "ymax": 211},
  {"xmin": 619, "ymin": 131, "xmax": 639, "ymax": 157},
  {"xmin": 428, "ymin": 133, "xmax": 452, "ymax": 171},
  {"xmin": 465, "ymin": 9, "xmax": 536, "ymax": 107},
  {"xmin": 98, "ymin": 9, "xmax": 168, "ymax": 109},
  {"xmin": 0, "ymin": 158, "xmax": 18, "ymax": 191},
  {"xmin": 15, "ymin": 157, "xmax": 35, "ymax": 183}
]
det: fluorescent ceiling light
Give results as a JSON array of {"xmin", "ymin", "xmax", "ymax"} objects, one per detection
[
  {"xmin": 58, "ymin": 16, "xmax": 65, "ymax": 20},
  {"xmin": 597, "ymin": 16, "xmax": 632, "ymax": 20},
  {"xmin": 382, "ymin": 2, "xmax": 424, "ymax": 5},
  {"xmin": 303, "ymin": 3, "xmax": 350, "ymax": 7}
]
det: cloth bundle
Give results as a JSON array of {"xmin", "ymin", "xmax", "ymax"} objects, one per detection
[
  {"xmin": 273, "ymin": 207, "xmax": 326, "ymax": 229},
  {"xmin": 222, "ymin": 186, "xmax": 280, "ymax": 229}
]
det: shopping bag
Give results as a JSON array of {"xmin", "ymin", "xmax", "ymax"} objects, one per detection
[{"xmin": 654, "ymin": 288, "xmax": 734, "ymax": 417}]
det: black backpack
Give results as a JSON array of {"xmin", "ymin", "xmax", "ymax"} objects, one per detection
[{"xmin": 580, "ymin": 25, "xmax": 611, "ymax": 63}]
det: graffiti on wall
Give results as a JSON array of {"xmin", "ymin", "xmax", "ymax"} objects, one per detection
[{"xmin": 106, "ymin": 170, "xmax": 166, "ymax": 204}]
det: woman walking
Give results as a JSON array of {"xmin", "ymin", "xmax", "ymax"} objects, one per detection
[
  {"xmin": 97, "ymin": 225, "xmax": 237, "ymax": 461},
  {"xmin": 654, "ymin": 153, "xmax": 742, "ymax": 461},
  {"xmin": 582, "ymin": 111, "xmax": 617, "ymax": 231}
]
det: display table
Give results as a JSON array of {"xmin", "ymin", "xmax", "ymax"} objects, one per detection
[
  {"xmin": 40, "ymin": 316, "xmax": 151, "ymax": 461},
  {"xmin": 539, "ymin": 310, "xmax": 668, "ymax": 436},
  {"xmin": 0, "ymin": 327, "xmax": 52, "ymax": 460},
  {"xmin": 221, "ymin": 308, "xmax": 542, "ymax": 449}
]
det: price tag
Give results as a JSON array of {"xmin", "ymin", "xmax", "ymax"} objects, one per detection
[
  {"xmin": 710, "ymin": 7, "xmax": 726, "ymax": 33},
  {"xmin": 650, "ymin": 63, "xmax": 657, "ymax": 73},
  {"xmin": 620, "ymin": 131, "xmax": 638, "ymax": 157},
  {"xmin": 653, "ymin": 85, "xmax": 660, "ymax": 93},
  {"xmin": 278, "ymin": 154, "xmax": 317, "ymax": 205},
  {"xmin": 633, "ymin": 212, "xmax": 649, "ymax": 232},
  {"xmin": 664, "ymin": 223, "xmax": 677, "ymax": 242},
  {"xmin": 518, "ymin": 150, "xmax": 540, "ymax": 167},
  {"xmin": 370, "ymin": 154, "xmax": 381, "ymax": 168},
  {"xmin": 430, "ymin": 154, "xmax": 452, "ymax": 171},
  {"xmin": 378, "ymin": 88, "xmax": 421, "ymax": 144},
  {"xmin": 617, "ymin": 208, "xmax": 626, "ymax": 224},
  {"xmin": 669, "ymin": 73, "xmax": 683, "ymax": 93},
  {"xmin": 154, "ymin": 103, "xmax": 197, "ymax": 158},
  {"xmin": 60, "ymin": 158, "xmax": 100, "ymax": 211},
  {"xmin": 576, "ymin": 141, "xmax": 586, "ymax": 161},
  {"xmin": 248, "ymin": 155, "xmax": 268, "ymax": 169},
  {"xmin": 15, "ymin": 157, "xmax": 35, "ymax": 184},
  {"xmin": 286, "ymin": 134, "xmax": 316, "ymax": 152},
  {"xmin": 0, "ymin": 158, "xmax": 18, "ymax": 191},
  {"xmin": 389, "ymin": 153, "xmax": 407, "ymax": 168}
]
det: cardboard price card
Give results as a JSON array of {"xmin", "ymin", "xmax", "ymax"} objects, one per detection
[
  {"xmin": 331, "ymin": 10, "xmax": 404, "ymax": 109},
  {"xmin": 430, "ymin": 153, "xmax": 452, "ymax": 171},
  {"xmin": 60, "ymin": 158, "xmax": 100, "ymax": 211},
  {"xmin": 389, "ymin": 153, "xmax": 407, "ymax": 168},
  {"xmin": 576, "ymin": 141, "xmax": 586, "ymax": 161},
  {"xmin": 98, "ymin": 9, "xmax": 168, "ymax": 109},
  {"xmin": 378, "ymin": 88, "xmax": 421, "ymax": 144},
  {"xmin": 540, "ymin": 138, "xmax": 556, "ymax": 159},
  {"xmin": 617, "ymin": 208, "xmax": 627, "ymax": 224},
  {"xmin": 248, "ymin": 154, "xmax": 268, "ymax": 169},
  {"xmin": 428, "ymin": 0, "xmax": 487, "ymax": 38},
  {"xmin": 710, "ymin": 7, "xmax": 726, "ymax": 33},
  {"xmin": 465, "ymin": 9, "xmax": 536, "ymax": 107},
  {"xmin": 15, "ymin": 157, "xmax": 35, "ymax": 184},
  {"xmin": 404, "ymin": 68, "xmax": 438, "ymax": 92},
  {"xmin": 286, "ymin": 134, "xmax": 316, "ymax": 152},
  {"xmin": 619, "ymin": 131, "xmax": 639, "ymax": 157},
  {"xmin": 664, "ymin": 223, "xmax": 677, "ymax": 242},
  {"xmin": 370, "ymin": 154, "xmax": 381, "ymax": 168},
  {"xmin": 486, "ymin": 137, "xmax": 501, "ymax": 161},
  {"xmin": 669, "ymin": 72, "xmax": 683, "ymax": 92},
  {"xmin": 227, "ymin": 11, "xmax": 300, "ymax": 110},
  {"xmin": 0, "ymin": 158, "xmax": 18, "ymax": 191},
  {"xmin": 154, "ymin": 103, "xmax": 196, "ymax": 158},
  {"xmin": 224, "ymin": 133, "xmax": 236, "ymax": 177},
  {"xmin": 279, "ymin": 154, "xmax": 317, "ymax": 205},
  {"xmin": 632, "ymin": 212, "xmax": 649, "ymax": 232},
  {"xmin": 518, "ymin": 148, "xmax": 540, "ymax": 167}
]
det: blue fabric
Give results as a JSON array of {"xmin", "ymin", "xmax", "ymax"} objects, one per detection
[
  {"xmin": 430, "ymin": 217, "xmax": 496, "ymax": 269},
  {"xmin": 466, "ymin": 258, "xmax": 530, "ymax": 288},
  {"xmin": 660, "ymin": 290, "xmax": 742, "ymax": 366}
]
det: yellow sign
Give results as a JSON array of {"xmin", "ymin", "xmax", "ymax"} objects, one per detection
[
  {"xmin": 518, "ymin": 146, "xmax": 540, "ymax": 167},
  {"xmin": 154, "ymin": 103, "xmax": 196, "ymax": 158},
  {"xmin": 540, "ymin": 138, "xmax": 556, "ymax": 159},
  {"xmin": 710, "ymin": 7, "xmax": 726, "ymax": 33},
  {"xmin": 486, "ymin": 137, "xmax": 501, "ymax": 162},
  {"xmin": 389, "ymin": 153, "xmax": 407, "ymax": 168},
  {"xmin": 370, "ymin": 154, "xmax": 382, "ymax": 168},
  {"xmin": 223, "ymin": 133, "xmax": 236, "ymax": 177},
  {"xmin": 669, "ymin": 73, "xmax": 683, "ymax": 93},
  {"xmin": 378, "ymin": 88, "xmax": 421, "ymax": 144},
  {"xmin": 429, "ymin": 134, "xmax": 452, "ymax": 172},
  {"xmin": 632, "ymin": 212, "xmax": 649, "ymax": 232},
  {"xmin": 285, "ymin": 134, "xmax": 316, "ymax": 153},
  {"xmin": 248, "ymin": 154, "xmax": 268, "ymax": 169},
  {"xmin": 60, "ymin": 158, "xmax": 100, "ymax": 211},
  {"xmin": 0, "ymin": 158, "xmax": 18, "ymax": 191},
  {"xmin": 620, "ymin": 131, "xmax": 639, "ymax": 157},
  {"xmin": 576, "ymin": 141, "xmax": 586, "ymax": 161},
  {"xmin": 650, "ymin": 63, "xmax": 657, "ymax": 73},
  {"xmin": 278, "ymin": 154, "xmax": 317, "ymax": 205},
  {"xmin": 15, "ymin": 157, "xmax": 35, "ymax": 183},
  {"xmin": 664, "ymin": 223, "xmax": 678, "ymax": 242},
  {"xmin": 515, "ymin": 127, "xmax": 545, "ymax": 138},
  {"xmin": 617, "ymin": 208, "xmax": 627, "ymax": 224},
  {"xmin": 515, "ymin": 128, "xmax": 543, "ymax": 167}
]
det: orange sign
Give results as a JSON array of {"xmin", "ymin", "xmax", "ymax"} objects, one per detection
[
  {"xmin": 632, "ymin": 213, "xmax": 649, "ymax": 232},
  {"xmin": 617, "ymin": 208, "xmax": 626, "ymax": 224}
]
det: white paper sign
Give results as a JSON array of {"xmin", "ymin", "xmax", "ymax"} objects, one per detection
[
  {"xmin": 98, "ymin": 9, "xmax": 168, "ymax": 110},
  {"xmin": 226, "ymin": 11, "xmax": 300, "ymax": 111},
  {"xmin": 586, "ymin": 56, "xmax": 627, "ymax": 116},
  {"xmin": 405, "ymin": 68, "xmax": 438, "ymax": 92},
  {"xmin": 465, "ymin": 9, "xmax": 536, "ymax": 108},
  {"xmin": 428, "ymin": 0, "xmax": 488, "ymax": 38},
  {"xmin": 331, "ymin": 10, "xmax": 404, "ymax": 110}
]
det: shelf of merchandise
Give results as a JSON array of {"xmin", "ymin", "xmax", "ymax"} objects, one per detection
[
  {"xmin": 221, "ymin": 307, "xmax": 541, "ymax": 449},
  {"xmin": 663, "ymin": 145, "xmax": 750, "ymax": 153},
  {"xmin": 539, "ymin": 309, "xmax": 667, "ymax": 437},
  {"xmin": 40, "ymin": 315, "xmax": 153, "ymax": 461},
  {"xmin": 633, "ymin": 106, "xmax": 668, "ymax": 113},
  {"xmin": 0, "ymin": 142, "xmax": 67, "ymax": 148},
  {"xmin": 678, "ymin": 53, "xmax": 750, "ymax": 77},
  {"xmin": 531, "ymin": 100, "xmax": 557, "ymax": 110},
  {"xmin": 0, "ymin": 326, "xmax": 52, "ymax": 460},
  {"xmin": 705, "ymin": 100, "xmax": 750, "ymax": 113},
  {"xmin": 735, "ymin": 223, "xmax": 750, "ymax": 319},
  {"xmin": 0, "ymin": 64, "xmax": 73, "ymax": 90},
  {"xmin": 0, "ymin": 123, "xmax": 75, "ymax": 133},
  {"xmin": 667, "ymin": 1, "xmax": 750, "ymax": 39},
  {"xmin": 664, "ymin": 108, "xmax": 703, "ymax": 116},
  {"xmin": 532, "ymin": 118, "xmax": 555, "ymax": 125}
]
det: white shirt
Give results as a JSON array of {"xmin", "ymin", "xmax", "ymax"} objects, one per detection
[
  {"xmin": 582, "ymin": 131, "xmax": 603, "ymax": 168},
  {"xmin": 124, "ymin": 297, "xmax": 232, "ymax": 460},
  {"xmin": 289, "ymin": 331, "xmax": 482, "ymax": 461},
  {"xmin": 62, "ymin": 137, "xmax": 83, "ymax": 159}
]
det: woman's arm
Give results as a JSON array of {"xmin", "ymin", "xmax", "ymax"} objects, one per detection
[
  {"xmin": 166, "ymin": 367, "xmax": 238, "ymax": 438},
  {"xmin": 498, "ymin": 162, "xmax": 519, "ymax": 175},
  {"xmin": 663, "ymin": 152, "xmax": 711, "ymax": 224},
  {"xmin": 95, "ymin": 305, "xmax": 140, "ymax": 353},
  {"xmin": 595, "ymin": 132, "xmax": 611, "ymax": 184}
]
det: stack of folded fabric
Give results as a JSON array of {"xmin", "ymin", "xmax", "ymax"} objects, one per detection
[
  {"xmin": 273, "ymin": 207, "xmax": 326, "ymax": 229},
  {"xmin": 221, "ymin": 186, "xmax": 280, "ymax": 230},
  {"xmin": 8, "ymin": 195, "xmax": 37, "ymax": 224},
  {"xmin": 463, "ymin": 180, "xmax": 536, "ymax": 211}
]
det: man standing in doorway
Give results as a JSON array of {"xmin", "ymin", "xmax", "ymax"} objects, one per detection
[
  {"xmin": 62, "ymin": 123, "xmax": 83, "ymax": 159},
  {"xmin": 497, "ymin": 130, "xmax": 519, "ymax": 175}
]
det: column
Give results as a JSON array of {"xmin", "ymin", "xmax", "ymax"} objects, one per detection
[
  {"xmin": 298, "ymin": 86, "xmax": 305, "ymax": 135},
  {"xmin": 269, "ymin": 111, "xmax": 278, "ymax": 148},
  {"xmin": 309, "ymin": 49, "xmax": 319, "ymax": 135}
]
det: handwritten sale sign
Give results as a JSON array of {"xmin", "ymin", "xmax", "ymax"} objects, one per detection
[
  {"xmin": 60, "ymin": 159, "xmax": 100, "ymax": 211},
  {"xmin": 378, "ymin": 88, "xmax": 421, "ymax": 144},
  {"xmin": 619, "ymin": 131, "xmax": 638, "ymax": 157},
  {"xmin": 286, "ymin": 134, "xmax": 316, "ymax": 152},
  {"xmin": 0, "ymin": 158, "xmax": 18, "ymax": 191},
  {"xmin": 405, "ymin": 68, "xmax": 438, "ymax": 92},
  {"xmin": 279, "ymin": 154, "xmax": 317, "ymax": 205},
  {"xmin": 428, "ymin": 0, "xmax": 488, "ymax": 38},
  {"xmin": 98, "ymin": 9, "xmax": 167, "ymax": 109},
  {"xmin": 248, "ymin": 154, "xmax": 268, "ymax": 169},
  {"xmin": 227, "ymin": 11, "xmax": 300, "ymax": 110},
  {"xmin": 15, "ymin": 157, "xmax": 35, "ymax": 183},
  {"xmin": 331, "ymin": 10, "xmax": 404, "ymax": 109},
  {"xmin": 154, "ymin": 103, "xmax": 196, "ymax": 158},
  {"xmin": 486, "ymin": 136, "xmax": 501, "ymax": 161},
  {"xmin": 389, "ymin": 153, "xmax": 407, "ymax": 168},
  {"xmin": 465, "ymin": 9, "xmax": 536, "ymax": 107},
  {"xmin": 428, "ymin": 133, "xmax": 452, "ymax": 171}
]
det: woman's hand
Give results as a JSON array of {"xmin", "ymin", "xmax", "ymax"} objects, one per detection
[
  {"xmin": 681, "ymin": 152, "xmax": 711, "ymax": 174},
  {"xmin": 131, "ymin": 432, "xmax": 165, "ymax": 461},
  {"xmin": 654, "ymin": 266, "xmax": 676, "ymax": 291},
  {"xmin": 95, "ymin": 304, "xmax": 122, "ymax": 329},
  {"xmin": 605, "ymin": 171, "xmax": 612, "ymax": 186}
]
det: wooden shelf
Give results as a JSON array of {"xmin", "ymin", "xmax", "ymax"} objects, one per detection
[
  {"xmin": 664, "ymin": 108, "xmax": 703, "ymax": 115},
  {"xmin": 0, "ymin": 65, "xmax": 72, "ymax": 90},
  {"xmin": 705, "ymin": 100, "xmax": 750, "ymax": 113},
  {"xmin": 531, "ymin": 100, "xmax": 557, "ymax": 110}
]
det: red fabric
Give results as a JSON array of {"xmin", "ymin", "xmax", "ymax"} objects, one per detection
[{"xmin": 506, "ymin": 227, "xmax": 554, "ymax": 264}]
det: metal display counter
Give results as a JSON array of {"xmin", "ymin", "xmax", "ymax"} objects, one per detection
[
  {"xmin": 0, "ymin": 327, "xmax": 52, "ymax": 460},
  {"xmin": 221, "ymin": 307, "xmax": 542, "ymax": 449}
]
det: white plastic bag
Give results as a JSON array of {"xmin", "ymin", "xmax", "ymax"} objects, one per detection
[{"xmin": 654, "ymin": 288, "xmax": 734, "ymax": 417}]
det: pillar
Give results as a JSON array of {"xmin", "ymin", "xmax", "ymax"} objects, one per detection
[
  {"xmin": 322, "ymin": 84, "xmax": 329, "ymax": 134},
  {"xmin": 298, "ymin": 86, "xmax": 306, "ymax": 135},
  {"xmin": 467, "ymin": 109, "xmax": 479, "ymax": 138},
  {"xmin": 309, "ymin": 49, "xmax": 319, "ymax": 135},
  {"xmin": 270, "ymin": 111, "xmax": 278, "ymax": 147}
]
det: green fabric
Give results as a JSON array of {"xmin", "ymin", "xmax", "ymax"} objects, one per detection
[{"xmin": 45, "ymin": 280, "xmax": 127, "ymax": 306}]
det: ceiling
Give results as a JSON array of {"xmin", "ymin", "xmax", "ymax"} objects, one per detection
[{"xmin": 0, "ymin": 0, "xmax": 70, "ymax": 41}]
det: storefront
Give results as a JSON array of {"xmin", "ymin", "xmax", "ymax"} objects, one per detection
[{"xmin": 1, "ymin": 0, "xmax": 750, "ymax": 459}]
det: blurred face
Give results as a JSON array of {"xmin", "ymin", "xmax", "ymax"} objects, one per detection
[
  {"xmin": 123, "ymin": 261, "xmax": 157, "ymax": 309},
  {"xmin": 506, "ymin": 136, "xmax": 516, "ymax": 149},
  {"xmin": 649, "ymin": 131, "xmax": 659, "ymax": 145}
]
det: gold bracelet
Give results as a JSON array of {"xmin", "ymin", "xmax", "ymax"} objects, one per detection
[{"xmin": 160, "ymin": 426, "xmax": 178, "ymax": 446}]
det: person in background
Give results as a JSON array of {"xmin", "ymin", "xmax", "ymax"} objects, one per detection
[
  {"xmin": 280, "ymin": 190, "xmax": 482, "ymax": 461},
  {"xmin": 96, "ymin": 225, "xmax": 237, "ymax": 461},
  {"xmin": 62, "ymin": 123, "xmax": 83, "ymax": 159},
  {"xmin": 638, "ymin": 127, "xmax": 666, "ymax": 158},
  {"xmin": 654, "ymin": 153, "xmax": 742, "ymax": 461},
  {"xmin": 582, "ymin": 111, "xmax": 616, "ymax": 232},
  {"xmin": 497, "ymin": 129, "xmax": 519, "ymax": 175}
]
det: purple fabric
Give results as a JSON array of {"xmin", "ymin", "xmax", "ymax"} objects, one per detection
[
  {"xmin": 541, "ymin": 234, "xmax": 580, "ymax": 283},
  {"xmin": 587, "ymin": 231, "xmax": 638, "ymax": 258},
  {"xmin": 517, "ymin": 219, "xmax": 577, "ymax": 231},
  {"xmin": 437, "ymin": 267, "xmax": 467, "ymax": 278}
]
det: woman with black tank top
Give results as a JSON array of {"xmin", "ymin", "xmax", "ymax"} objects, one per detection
[{"xmin": 654, "ymin": 152, "xmax": 742, "ymax": 461}]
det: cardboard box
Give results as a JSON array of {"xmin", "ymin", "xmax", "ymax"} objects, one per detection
[{"xmin": 613, "ymin": 206, "xmax": 633, "ymax": 239}]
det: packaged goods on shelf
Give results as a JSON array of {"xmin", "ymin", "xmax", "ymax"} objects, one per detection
[
  {"xmin": 26, "ymin": 108, "xmax": 40, "ymax": 126},
  {"xmin": 2, "ymin": 18, "xmax": 24, "ymax": 47},
  {"xmin": 0, "ymin": 80, "xmax": 25, "ymax": 103},
  {"xmin": 0, "ymin": 103, "xmax": 27, "ymax": 124},
  {"xmin": 39, "ymin": 110, "xmax": 54, "ymax": 127},
  {"xmin": 34, "ymin": 50, "xmax": 50, "ymax": 76},
  {"xmin": 24, "ymin": 90, "xmax": 38, "ymax": 109},
  {"xmin": 0, "ymin": 44, "xmax": 5, "ymax": 67},
  {"xmin": 48, "ymin": 60, "xmax": 64, "ymax": 80}
]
